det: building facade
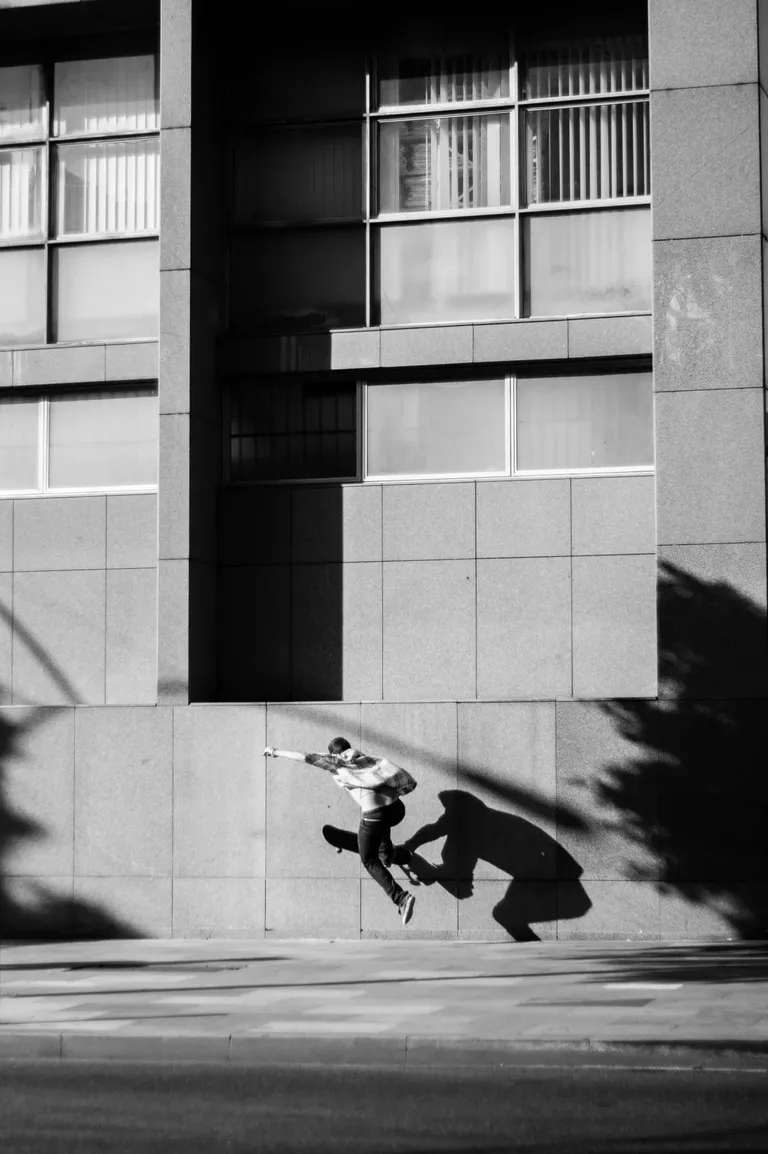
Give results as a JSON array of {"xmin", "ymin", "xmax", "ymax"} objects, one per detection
[{"xmin": 0, "ymin": 0, "xmax": 766, "ymax": 940}]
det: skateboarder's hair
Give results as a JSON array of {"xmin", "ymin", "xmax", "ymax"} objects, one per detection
[{"xmin": 328, "ymin": 736, "xmax": 351, "ymax": 755}]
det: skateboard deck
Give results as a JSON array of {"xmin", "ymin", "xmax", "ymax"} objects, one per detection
[{"xmin": 322, "ymin": 824, "xmax": 413, "ymax": 866}]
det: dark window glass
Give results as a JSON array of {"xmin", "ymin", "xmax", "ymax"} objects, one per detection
[
  {"xmin": 234, "ymin": 125, "xmax": 363, "ymax": 225},
  {"xmin": 229, "ymin": 380, "xmax": 357, "ymax": 482},
  {"xmin": 230, "ymin": 227, "xmax": 366, "ymax": 333}
]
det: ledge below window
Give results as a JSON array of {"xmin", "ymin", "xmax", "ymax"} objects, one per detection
[
  {"xmin": 218, "ymin": 314, "xmax": 652, "ymax": 376},
  {"xmin": 0, "ymin": 341, "xmax": 158, "ymax": 389}
]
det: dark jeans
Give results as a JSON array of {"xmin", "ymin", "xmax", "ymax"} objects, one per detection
[{"xmin": 358, "ymin": 799, "xmax": 406, "ymax": 906}]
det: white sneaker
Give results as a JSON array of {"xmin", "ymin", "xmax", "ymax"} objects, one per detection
[{"xmin": 399, "ymin": 892, "xmax": 415, "ymax": 926}]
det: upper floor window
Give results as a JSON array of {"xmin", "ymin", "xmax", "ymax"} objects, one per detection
[
  {"xmin": 229, "ymin": 30, "xmax": 650, "ymax": 334},
  {"xmin": 0, "ymin": 55, "xmax": 159, "ymax": 347}
]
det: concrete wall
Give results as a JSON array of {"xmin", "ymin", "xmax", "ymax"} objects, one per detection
[
  {"xmin": 218, "ymin": 476, "xmax": 658, "ymax": 703},
  {"xmin": 0, "ymin": 493, "xmax": 157, "ymax": 707},
  {"xmin": 157, "ymin": 0, "xmax": 223, "ymax": 705},
  {"xmin": 650, "ymin": 0, "xmax": 767, "ymax": 627},
  {"xmin": 1, "ymin": 700, "xmax": 764, "ymax": 940}
]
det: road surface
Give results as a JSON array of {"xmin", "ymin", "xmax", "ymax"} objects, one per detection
[{"xmin": 1, "ymin": 1059, "xmax": 767, "ymax": 1152}]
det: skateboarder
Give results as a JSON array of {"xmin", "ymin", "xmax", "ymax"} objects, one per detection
[{"xmin": 263, "ymin": 738, "xmax": 416, "ymax": 925}]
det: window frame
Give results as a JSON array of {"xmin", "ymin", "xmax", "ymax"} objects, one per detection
[
  {"xmin": 224, "ymin": 369, "xmax": 655, "ymax": 487},
  {"xmin": 0, "ymin": 386, "xmax": 159, "ymax": 497},
  {"xmin": 363, "ymin": 372, "xmax": 655, "ymax": 483},
  {"xmin": 0, "ymin": 48, "xmax": 160, "ymax": 348},
  {"xmin": 223, "ymin": 377, "xmax": 363, "ymax": 487},
  {"xmin": 366, "ymin": 35, "xmax": 651, "ymax": 328}
]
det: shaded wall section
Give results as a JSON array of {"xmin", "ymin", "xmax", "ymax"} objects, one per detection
[
  {"xmin": 0, "ymin": 495, "xmax": 157, "ymax": 707},
  {"xmin": 217, "ymin": 476, "xmax": 657, "ymax": 703}
]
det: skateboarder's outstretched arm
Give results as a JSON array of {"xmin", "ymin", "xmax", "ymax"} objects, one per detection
[{"xmin": 263, "ymin": 747, "xmax": 340, "ymax": 773}]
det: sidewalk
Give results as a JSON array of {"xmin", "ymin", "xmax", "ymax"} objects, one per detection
[{"xmin": 2, "ymin": 938, "xmax": 768, "ymax": 1068}]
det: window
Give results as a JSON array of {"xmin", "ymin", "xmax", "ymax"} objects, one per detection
[
  {"xmin": 0, "ymin": 54, "xmax": 159, "ymax": 346},
  {"xmin": 229, "ymin": 379, "xmax": 358, "ymax": 482},
  {"xmin": 0, "ymin": 388, "xmax": 158, "ymax": 493},
  {"xmin": 227, "ymin": 371, "xmax": 653, "ymax": 483},
  {"xmin": 229, "ymin": 29, "xmax": 650, "ymax": 332},
  {"xmin": 366, "ymin": 372, "xmax": 653, "ymax": 480},
  {"xmin": 366, "ymin": 378, "xmax": 508, "ymax": 477}
]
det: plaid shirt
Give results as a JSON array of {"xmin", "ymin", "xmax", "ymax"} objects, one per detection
[{"xmin": 305, "ymin": 752, "xmax": 406, "ymax": 813}]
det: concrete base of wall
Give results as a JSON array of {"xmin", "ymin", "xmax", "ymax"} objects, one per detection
[{"xmin": 1, "ymin": 697, "xmax": 765, "ymax": 941}]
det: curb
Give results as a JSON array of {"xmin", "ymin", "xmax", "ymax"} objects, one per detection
[{"xmin": 2, "ymin": 1032, "xmax": 768, "ymax": 1069}]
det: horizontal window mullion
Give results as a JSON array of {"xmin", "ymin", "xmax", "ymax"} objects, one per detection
[
  {"xmin": 374, "ymin": 207, "xmax": 517, "ymax": 224},
  {"xmin": 519, "ymin": 197, "xmax": 650, "ymax": 213},
  {"xmin": 51, "ymin": 230, "xmax": 160, "ymax": 244},
  {"xmin": 519, "ymin": 91, "xmax": 649, "ymax": 108},
  {"xmin": 373, "ymin": 104, "xmax": 516, "ymax": 123},
  {"xmin": 53, "ymin": 128, "xmax": 161, "ymax": 144}
]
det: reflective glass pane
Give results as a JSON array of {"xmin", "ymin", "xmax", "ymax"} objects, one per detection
[
  {"xmin": 240, "ymin": 45, "xmax": 364, "ymax": 124},
  {"xmin": 229, "ymin": 380, "xmax": 357, "ymax": 482},
  {"xmin": 0, "ymin": 65, "xmax": 45, "ymax": 142},
  {"xmin": 53, "ymin": 239, "xmax": 159, "ymax": 341},
  {"xmin": 523, "ymin": 208, "xmax": 651, "ymax": 317},
  {"xmin": 0, "ymin": 397, "xmax": 39, "ymax": 491},
  {"xmin": 0, "ymin": 247, "xmax": 46, "ymax": 345},
  {"xmin": 525, "ymin": 102, "xmax": 649, "ymax": 203},
  {"xmin": 0, "ymin": 147, "xmax": 44, "ymax": 240},
  {"xmin": 55, "ymin": 138, "xmax": 159, "ymax": 236},
  {"xmin": 516, "ymin": 372, "xmax": 653, "ymax": 471},
  {"xmin": 379, "ymin": 115, "xmax": 510, "ymax": 213},
  {"xmin": 54, "ymin": 55, "xmax": 159, "ymax": 136},
  {"xmin": 523, "ymin": 35, "xmax": 649, "ymax": 99},
  {"xmin": 230, "ymin": 228, "xmax": 365, "ymax": 332},
  {"xmin": 49, "ymin": 390, "xmax": 158, "ymax": 489},
  {"xmin": 376, "ymin": 217, "xmax": 515, "ymax": 325},
  {"xmin": 366, "ymin": 379, "xmax": 506, "ymax": 477},
  {"xmin": 378, "ymin": 45, "xmax": 509, "ymax": 107},
  {"xmin": 234, "ymin": 125, "xmax": 362, "ymax": 225}
]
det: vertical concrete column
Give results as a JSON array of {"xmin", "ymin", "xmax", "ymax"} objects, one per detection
[
  {"xmin": 650, "ymin": 0, "xmax": 768, "ymax": 696},
  {"xmin": 158, "ymin": 0, "xmax": 222, "ymax": 703}
]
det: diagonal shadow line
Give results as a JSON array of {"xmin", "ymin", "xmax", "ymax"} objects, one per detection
[
  {"xmin": 0, "ymin": 600, "xmax": 80, "ymax": 714},
  {"xmin": 281, "ymin": 703, "xmax": 589, "ymax": 833},
  {"xmin": 1, "ymin": 969, "xmax": 597, "ymax": 999}
]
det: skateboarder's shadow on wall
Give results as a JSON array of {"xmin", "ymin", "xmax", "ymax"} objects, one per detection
[{"xmin": 402, "ymin": 790, "xmax": 591, "ymax": 941}]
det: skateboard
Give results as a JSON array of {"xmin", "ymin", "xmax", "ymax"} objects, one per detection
[{"xmin": 322, "ymin": 824, "xmax": 414, "ymax": 867}]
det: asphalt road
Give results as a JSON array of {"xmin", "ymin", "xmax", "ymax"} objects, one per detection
[{"xmin": 1, "ymin": 1060, "xmax": 767, "ymax": 1153}]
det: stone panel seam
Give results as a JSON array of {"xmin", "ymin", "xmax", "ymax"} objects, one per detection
[
  {"xmin": 651, "ymin": 82, "xmax": 760, "ymax": 94},
  {"xmin": 656, "ymin": 387, "xmax": 764, "ymax": 394},
  {"xmin": 659, "ymin": 540, "xmax": 767, "ymax": 547},
  {"xmin": 103, "ymin": 499, "xmax": 107, "ymax": 703},
  {"xmin": 474, "ymin": 482, "xmax": 478, "ymax": 700},
  {"xmin": 653, "ymin": 231, "xmax": 762, "ymax": 243},
  {"xmin": 380, "ymin": 489, "xmax": 385, "ymax": 698},
  {"xmin": 10, "ymin": 500, "xmax": 14, "ymax": 698},
  {"xmin": 170, "ymin": 706, "xmax": 175, "ymax": 936},
  {"xmin": 568, "ymin": 481, "xmax": 574, "ymax": 697},
  {"xmin": 72, "ymin": 707, "xmax": 77, "ymax": 879}
]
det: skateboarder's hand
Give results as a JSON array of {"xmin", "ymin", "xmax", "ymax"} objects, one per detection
[{"xmin": 263, "ymin": 746, "xmax": 275, "ymax": 757}]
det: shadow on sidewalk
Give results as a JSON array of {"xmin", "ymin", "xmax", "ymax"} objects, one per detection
[{"xmin": 578, "ymin": 941, "xmax": 768, "ymax": 986}]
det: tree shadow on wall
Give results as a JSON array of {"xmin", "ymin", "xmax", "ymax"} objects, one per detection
[
  {"xmin": 595, "ymin": 561, "xmax": 768, "ymax": 941},
  {"xmin": 0, "ymin": 603, "xmax": 137, "ymax": 941},
  {"xmin": 403, "ymin": 791, "xmax": 591, "ymax": 941}
]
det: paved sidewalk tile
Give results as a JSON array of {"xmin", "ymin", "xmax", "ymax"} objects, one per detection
[{"xmin": 1, "ymin": 939, "xmax": 767, "ymax": 1063}]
